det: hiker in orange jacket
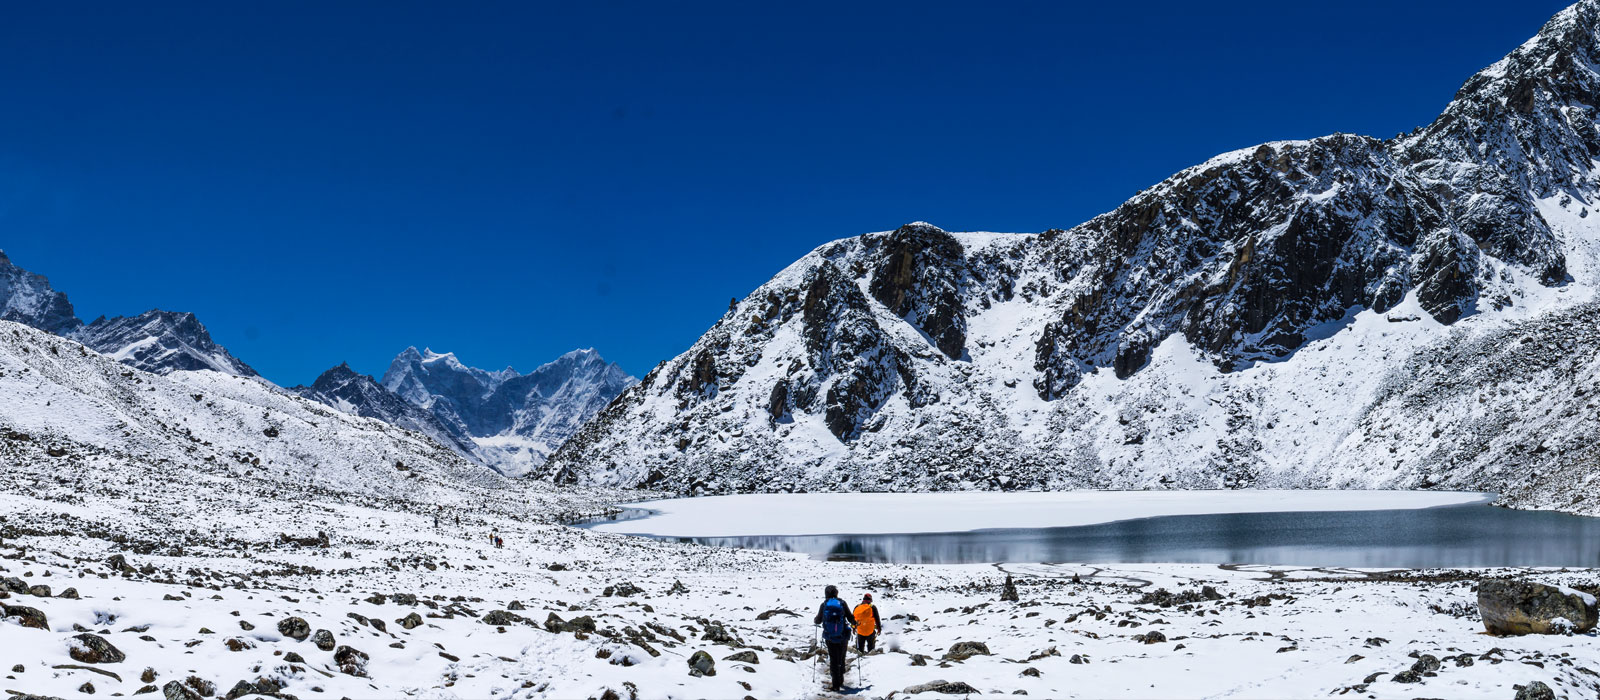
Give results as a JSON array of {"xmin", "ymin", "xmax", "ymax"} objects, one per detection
[{"xmin": 853, "ymin": 593, "xmax": 881, "ymax": 653}]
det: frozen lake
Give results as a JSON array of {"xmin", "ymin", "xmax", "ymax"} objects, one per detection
[{"xmin": 581, "ymin": 490, "xmax": 1600, "ymax": 567}]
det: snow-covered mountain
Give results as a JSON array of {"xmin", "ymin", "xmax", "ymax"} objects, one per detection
[
  {"xmin": 547, "ymin": 0, "xmax": 1600, "ymax": 514},
  {"xmin": 0, "ymin": 319, "xmax": 499, "ymax": 501},
  {"xmin": 0, "ymin": 249, "xmax": 80, "ymax": 335},
  {"xmin": 373, "ymin": 347, "xmax": 636, "ymax": 476},
  {"xmin": 289, "ymin": 362, "xmax": 483, "ymax": 459},
  {"xmin": 0, "ymin": 251, "xmax": 259, "ymax": 379},
  {"xmin": 72, "ymin": 309, "xmax": 259, "ymax": 378}
]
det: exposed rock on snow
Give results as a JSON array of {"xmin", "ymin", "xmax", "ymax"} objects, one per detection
[
  {"xmin": 548, "ymin": 0, "xmax": 1600, "ymax": 516},
  {"xmin": 1478, "ymin": 579, "xmax": 1599, "ymax": 634}
]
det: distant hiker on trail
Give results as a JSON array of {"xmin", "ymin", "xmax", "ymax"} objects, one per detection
[
  {"xmin": 495, "ymin": 535, "xmax": 503, "ymax": 548},
  {"xmin": 853, "ymin": 593, "xmax": 881, "ymax": 653},
  {"xmin": 814, "ymin": 584, "xmax": 855, "ymax": 692}
]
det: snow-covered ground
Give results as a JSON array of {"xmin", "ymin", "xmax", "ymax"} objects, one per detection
[
  {"xmin": 590, "ymin": 490, "xmax": 1494, "ymax": 537},
  {"xmin": 3, "ymin": 473, "xmax": 1597, "ymax": 699}
]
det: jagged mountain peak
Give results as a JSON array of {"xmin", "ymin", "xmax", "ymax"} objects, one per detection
[
  {"xmin": 545, "ymin": 1, "xmax": 1600, "ymax": 513},
  {"xmin": 0, "ymin": 249, "xmax": 81, "ymax": 335},
  {"xmin": 72, "ymin": 308, "xmax": 259, "ymax": 379}
]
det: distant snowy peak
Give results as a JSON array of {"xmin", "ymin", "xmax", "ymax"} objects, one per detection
[
  {"xmin": 378, "ymin": 345, "xmax": 636, "ymax": 475},
  {"xmin": 544, "ymin": 1, "xmax": 1600, "ymax": 516},
  {"xmin": 291, "ymin": 362, "xmax": 482, "ymax": 459},
  {"xmin": 73, "ymin": 310, "xmax": 259, "ymax": 378},
  {"xmin": 0, "ymin": 250, "xmax": 80, "ymax": 335},
  {"xmin": 0, "ymin": 319, "xmax": 499, "ymax": 501}
]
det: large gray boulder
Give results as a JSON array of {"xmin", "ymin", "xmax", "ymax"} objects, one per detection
[{"xmin": 1478, "ymin": 579, "xmax": 1598, "ymax": 635}]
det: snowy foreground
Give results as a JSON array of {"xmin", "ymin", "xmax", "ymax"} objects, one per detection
[{"xmin": 3, "ymin": 477, "xmax": 1598, "ymax": 700}]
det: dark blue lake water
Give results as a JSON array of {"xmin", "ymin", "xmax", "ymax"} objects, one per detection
[{"xmin": 583, "ymin": 503, "xmax": 1600, "ymax": 567}]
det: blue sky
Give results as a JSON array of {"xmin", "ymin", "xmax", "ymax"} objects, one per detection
[{"xmin": 0, "ymin": 0, "xmax": 1572, "ymax": 384}]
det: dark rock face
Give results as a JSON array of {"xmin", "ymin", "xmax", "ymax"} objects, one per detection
[
  {"xmin": 1478, "ymin": 579, "xmax": 1598, "ymax": 634},
  {"xmin": 802, "ymin": 263, "xmax": 914, "ymax": 441},
  {"xmin": 0, "ymin": 250, "xmax": 80, "ymax": 335},
  {"xmin": 870, "ymin": 223, "xmax": 968, "ymax": 359},
  {"xmin": 73, "ymin": 310, "xmax": 258, "ymax": 377}
]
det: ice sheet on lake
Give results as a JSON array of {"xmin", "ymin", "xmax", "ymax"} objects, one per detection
[{"xmin": 591, "ymin": 489, "xmax": 1496, "ymax": 537}]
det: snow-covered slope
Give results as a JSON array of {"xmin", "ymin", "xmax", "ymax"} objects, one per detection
[
  {"xmin": 0, "ymin": 320, "xmax": 499, "ymax": 501},
  {"xmin": 72, "ymin": 309, "xmax": 260, "ymax": 378},
  {"xmin": 0, "ymin": 249, "xmax": 80, "ymax": 335},
  {"xmin": 548, "ymin": 0, "xmax": 1600, "ymax": 514},
  {"xmin": 376, "ymin": 347, "xmax": 636, "ymax": 475}
]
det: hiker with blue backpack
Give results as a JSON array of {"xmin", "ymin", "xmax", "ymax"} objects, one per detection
[{"xmin": 814, "ymin": 584, "xmax": 855, "ymax": 691}]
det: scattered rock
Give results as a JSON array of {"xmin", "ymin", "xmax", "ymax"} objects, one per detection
[
  {"xmin": 276, "ymin": 616, "xmax": 310, "ymax": 641},
  {"xmin": 162, "ymin": 681, "xmax": 203, "ymax": 700},
  {"xmin": 944, "ymin": 641, "xmax": 991, "ymax": 661},
  {"xmin": 483, "ymin": 610, "xmax": 528, "ymax": 627},
  {"xmin": 68, "ymin": 633, "xmax": 126, "ymax": 663},
  {"xmin": 688, "ymin": 649, "xmax": 716, "ymax": 677},
  {"xmin": 755, "ymin": 608, "xmax": 797, "ymax": 621},
  {"xmin": 1137, "ymin": 630, "xmax": 1167, "ymax": 644},
  {"xmin": 334, "ymin": 645, "xmax": 369, "ymax": 677},
  {"xmin": 723, "ymin": 650, "xmax": 759, "ymax": 664},
  {"xmin": 58, "ymin": 588, "xmax": 79, "ymax": 599},
  {"xmin": 903, "ymin": 680, "xmax": 982, "ymax": 695},
  {"xmin": 398, "ymin": 612, "xmax": 423, "ymax": 629},
  {"xmin": 310, "ymin": 628, "xmax": 335, "ymax": 651},
  {"xmin": 1, "ymin": 602, "xmax": 49, "ymax": 630},
  {"xmin": 1515, "ymin": 681, "xmax": 1556, "ymax": 700}
]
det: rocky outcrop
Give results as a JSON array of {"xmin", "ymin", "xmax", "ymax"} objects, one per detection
[
  {"xmin": 73, "ymin": 310, "xmax": 258, "ymax": 377},
  {"xmin": 1478, "ymin": 579, "xmax": 1598, "ymax": 634},
  {"xmin": 0, "ymin": 250, "xmax": 80, "ymax": 335}
]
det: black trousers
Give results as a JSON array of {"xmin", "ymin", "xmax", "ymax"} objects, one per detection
[
  {"xmin": 855, "ymin": 632, "xmax": 875, "ymax": 653},
  {"xmin": 826, "ymin": 640, "xmax": 847, "ymax": 688}
]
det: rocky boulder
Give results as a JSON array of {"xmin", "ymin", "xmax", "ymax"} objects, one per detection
[
  {"xmin": 1478, "ymin": 579, "xmax": 1598, "ymax": 635},
  {"xmin": 687, "ymin": 649, "xmax": 716, "ymax": 677},
  {"xmin": 2, "ymin": 602, "xmax": 49, "ymax": 630},
  {"xmin": 276, "ymin": 616, "xmax": 310, "ymax": 641},
  {"xmin": 334, "ymin": 645, "xmax": 369, "ymax": 677},
  {"xmin": 68, "ymin": 633, "xmax": 126, "ymax": 663},
  {"xmin": 943, "ymin": 641, "xmax": 991, "ymax": 661},
  {"xmin": 903, "ymin": 680, "xmax": 982, "ymax": 695}
]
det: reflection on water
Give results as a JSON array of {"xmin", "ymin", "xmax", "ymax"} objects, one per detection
[{"xmin": 635, "ymin": 505, "xmax": 1600, "ymax": 566}]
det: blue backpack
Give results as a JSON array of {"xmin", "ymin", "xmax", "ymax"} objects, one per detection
[{"xmin": 820, "ymin": 598, "xmax": 850, "ymax": 643}]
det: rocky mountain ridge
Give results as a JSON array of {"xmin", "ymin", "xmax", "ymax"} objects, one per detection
[
  {"xmin": 546, "ymin": 0, "xmax": 1600, "ymax": 514},
  {"xmin": 379, "ymin": 346, "xmax": 637, "ymax": 476}
]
